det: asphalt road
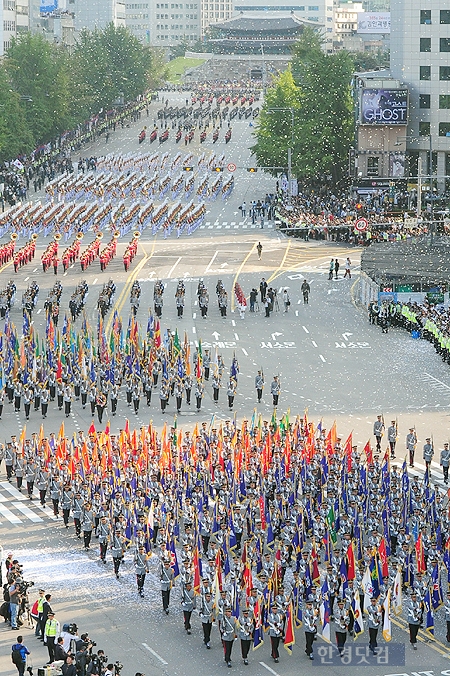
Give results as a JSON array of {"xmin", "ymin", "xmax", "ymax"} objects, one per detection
[{"xmin": 2, "ymin": 90, "xmax": 450, "ymax": 676}]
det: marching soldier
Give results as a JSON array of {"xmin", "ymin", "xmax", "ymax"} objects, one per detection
[
  {"xmin": 303, "ymin": 598, "xmax": 317, "ymax": 661},
  {"xmin": 203, "ymin": 350, "xmax": 211, "ymax": 380},
  {"xmin": 212, "ymin": 373, "xmax": 220, "ymax": 404},
  {"xmin": 160, "ymin": 559, "xmax": 174, "ymax": 614},
  {"xmin": 195, "ymin": 379, "xmax": 204, "ymax": 412},
  {"xmin": 334, "ymin": 598, "xmax": 349, "ymax": 655},
  {"xmin": 271, "ymin": 375, "xmax": 280, "ymax": 407},
  {"xmin": 373, "ymin": 415, "xmax": 384, "ymax": 452},
  {"xmin": 406, "ymin": 590, "xmax": 421, "ymax": 650},
  {"xmin": 181, "ymin": 580, "xmax": 196, "ymax": 634},
  {"xmin": 227, "ymin": 377, "xmax": 236, "ymax": 410},
  {"xmin": 255, "ymin": 370, "xmax": 264, "ymax": 403},
  {"xmin": 200, "ymin": 591, "xmax": 214, "ymax": 649},
  {"xmin": 220, "ymin": 607, "xmax": 238, "ymax": 668},
  {"xmin": 387, "ymin": 420, "xmax": 397, "ymax": 459},
  {"xmin": 406, "ymin": 428, "xmax": 417, "ymax": 467},
  {"xmin": 423, "ymin": 437, "xmax": 434, "ymax": 469},
  {"xmin": 111, "ymin": 527, "xmax": 126, "ymax": 579},
  {"xmin": 440, "ymin": 442, "xmax": 450, "ymax": 484},
  {"xmin": 97, "ymin": 514, "xmax": 110, "ymax": 563},
  {"xmin": 238, "ymin": 607, "xmax": 253, "ymax": 665},
  {"xmin": 367, "ymin": 596, "xmax": 382, "ymax": 655},
  {"xmin": 134, "ymin": 545, "xmax": 150, "ymax": 598}
]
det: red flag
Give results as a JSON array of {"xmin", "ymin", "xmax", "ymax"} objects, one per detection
[
  {"xmin": 347, "ymin": 542, "xmax": 356, "ymax": 580},
  {"xmin": 193, "ymin": 547, "xmax": 201, "ymax": 595},
  {"xmin": 415, "ymin": 533, "xmax": 426, "ymax": 573},
  {"xmin": 259, "ymin": 496, "xmax": 266, "ymax": 531},
  {"xmin": 283, "ymin": 602, "xmax": 295, "ymax": 654},
  {"xmin": 364, "ymin": 439, "xmax": 373, "ymax": 465},
  {"xmin": 379, "ymin": 538, "xmax": 389, "ymax": 577},
  {"xmin": 311, "ymin": 546, "xmax": 320, "ymax": 582}
]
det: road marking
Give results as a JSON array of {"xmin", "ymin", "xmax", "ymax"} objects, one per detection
[
  {"xmin": 37, "ymin": 308, "xmax": 42, "ymax": 314},
  {"xmin": 234, "ymin": 333, "xmax": 239, "ymax": 340},
  {"xmin": 302, "ymin": 326, "xmax": 309, "ymax": 334},
  {"xmin": 193, "ymin": 312, "xmax": 196, "ymax": 319},
  {"xmin": 142, "ymin": 643, "xmax": 168, "ymax": 665},
  {"xmin": 295, "ymin": 310, "xmax": 299, "ymax": 316},
  {"xmin": 260, "ymin": 662, "xmax": 280, "ymax": 676},
  {"xmin": 205, "ymin": 251, "xmax": 218, "ymax": 273},
  {"xmin": 266, "ymin": 240, "xmax": 291, "ymax": 285},
  {"xmin": 192, "ymin": 327, "xmax": 196, "ymax": 334},
  {"xmin": 0, "ymin": 482, "xmax": 26, "ymax": 500},
  {"xmin": 12, "ymin": 501, "xmax": 43, "ymax": 523},
  {"xmin": 0, "ymin": 503, "xmax": 22, "ymax": 524},
  {"xmin": 24, "ymin": 276, "xmax": 29, "ymax": 282},
  {"xmin": 319, "ymin": 354, "xmax": 326, "ymax": 362},
  {"xmin": 231, "ymin": 242, "xmax": 257, "ymax": 312},
  {"xmin": 312, "ymin": 340, "xmax": 318, "ymax": 347},
  {"xmin": 424, "ymin": 372, "xmax": 450, "ymax": 391},
  {"xmin": 231, "ymin": 320, "xmax": 236, "ymax": 326},
  {"xmin": 242, "ymin": 348, "xmax": 248, "ymax": 356},
  {"xmin": 167, "ymin": 256, "xmax": 182, "ymax": 278}
]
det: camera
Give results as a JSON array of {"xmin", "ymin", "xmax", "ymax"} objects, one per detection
[
  {"xmin": 114, "ymin": 662, "xmax": 123, "ymax": 674},
  {"xmin": 91, "ymin": 641, "xmax": 97, "ymax": 648},
  {"xmin": 19, "ymin": 580, "xmax": 34, "ymax": 594},
  {"xmin": 68, "ymin": 623, "xmax": 78, "ymax": 635}
]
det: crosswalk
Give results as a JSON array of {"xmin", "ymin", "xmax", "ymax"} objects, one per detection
[
  {"xmin": 0, "ymin": 481, "xmax": 57, "ymax": 526},
  {"xmin": 199, "ymin": 221, "xmax": 274, "ymax": 230}
]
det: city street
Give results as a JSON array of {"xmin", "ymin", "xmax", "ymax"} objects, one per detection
[{"xmin": 1, "ymin": 90, "xmax": 450, "ymax": 676}]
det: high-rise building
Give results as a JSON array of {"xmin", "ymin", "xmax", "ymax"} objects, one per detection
[
  {"xmin": 125, "ymin": 1, "xmax": 150, "ymax": 43},
  {"xmin": 74, "ymin": 0, "xmax": 126, "ymax": 31},
  {"xmin": 148, "ymin": 0, "xmax": 201, "ymax": 47},
  {"xmin": 390, "ymin": 0, "xmax": 450, "ymax": 189},
  {"xmin": 201, "ymin": 0, "xmax": 233, "ymax": 35}
]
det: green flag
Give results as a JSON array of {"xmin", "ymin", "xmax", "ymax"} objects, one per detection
[{"xmin": 327, "ymin": 505, "xmax": 337, "ymax": 544}]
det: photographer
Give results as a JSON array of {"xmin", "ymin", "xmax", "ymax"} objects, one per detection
[
  {"xmin": 86, "ymin": 650, "xmax": 105, "ymax": 676},
  {"xmin": 104, "ymin": 664, "xmax": 114, "ymax": 676},
  {"xmin": 9, "ymin": 575, "xmax": 21, "ymax": 630}
]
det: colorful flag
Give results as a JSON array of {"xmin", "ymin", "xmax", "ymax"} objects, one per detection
[
  {"xmin": 319, "ymin": 579, "xmax": 331, "ymax": 643},
  {"xmin": 352, "ymin": 590, "xmax": 364, "ymax": 637},
  {"xmin": 362, "ymin": 567, "xmax": 374, "ymax": 613},
  {"xmin": 424, "ymin": 589, "xmax": 434, "ymax": 635},
  {"xmin": 382, "ymin": 590, "xmax": 392, "ymax": 642},
  {"xmin": 326, "ymin": 505, "xmax": 337, "ymax": 544},
  {"xmin": 283, "ymin": 602, "xmax": 295, "ymax": 654},
  {"xmin": 392, "ymin": 569, "xmax": 402, "ymax": 616},
  {"xmin": 252, "ymin": 599, "xmax": 264, "ymax": 650}
]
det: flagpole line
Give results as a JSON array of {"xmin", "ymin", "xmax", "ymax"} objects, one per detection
[
  {"xmin": 230, "ymin": 242, "xmax": 257, "ymax": 312},
  {"xmin": 105, "ymin": 235, "xmax": 156, "ymax": 335}
]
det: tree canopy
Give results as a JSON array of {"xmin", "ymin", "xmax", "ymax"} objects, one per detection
[
  {"xmin": 251, "ymin": 28, "xmax": 355, "ymax": 185},
  {"xmin": 0, "ymin": 24, "xmax": 162, "ymax": 163}
]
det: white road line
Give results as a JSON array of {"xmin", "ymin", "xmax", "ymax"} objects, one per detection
[
  {"xmin": 205, "ymin": 251, "xmax": 218, "ymax": 273},
  {"xmin": 12, "ymin": 502, "xmax": 43, "ymax": 523},
  {"xmin": 167, "ymin": 256, "xmax": 182, "ymax": 278},
  {"xmin": 242, "ymin": 348, "xmax": 248, "ymax": 356},
  {"xmin": 234, "ymin": 333, "xmax": 239, "ymax": 340},
  {"xmin": 24, "ymin": 276, "xmax": 29, "ymax": 282},
  {"xmin": 0, "ymin": 482, "xmax": 26, "ymax": 500},
  {"xmin": 424, "ymin": 372, "xmax": 450, "ymax": 391},
  {"xmin": 93, "ymin": 278, "xmax": 98, "ymax": 285},
  {"xmin": 0, "ymin": 503, "xmax": 22, "ymax": 524},
  {"xmin": 295, "ymin": 310, "xmax": 299, "ymax": 316},
  {"xmin": 142, "ymin": 643, "xmax": 168, "ymax": 665},
  {"xmin": 192, "ymin": 327, "xmax": 196, "ymax": 334},
  {"xmin": 319, "ymin": 354, "xmax": 326, "ymax": 362},
  {"xmin": 193, "ymin": 312, "xmax": 196, "ymax": 319},
  {"xmin": 35, "ymin": 504, "xmax": 57, "ymax": 520},
  {"xmin": 37, "ymin": 308, "xmax": 42, "ymax": 314},
  {"xmin": 260, "ymin": 662, "xmax": 280, "ymax": 676},
  {"xmin": 231, "ymin": 320, "xmax": 236, "ymax": 326},
  {"xmin": 312, "ymin": 340, "xmax": 318, "ymax": 348},
  {"xmin": 302, "ymin": 326, "xmax": 309, "ymax": 334},
  {"xmin": 33, "ymin": 268, "xmax": 38, "ymax": 272}
]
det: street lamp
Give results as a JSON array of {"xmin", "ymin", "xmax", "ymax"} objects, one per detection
[
  {"xmin": 395, "ymin": 134, "xmax": 433, "ymax": 217},
  {"xmin": 266, "ymin": 107, "xmax": 295, "ymax": 204}
]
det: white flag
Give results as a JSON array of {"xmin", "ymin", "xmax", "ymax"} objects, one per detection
[
  {"xmin": 319, "ymin": 601, "xmax": 331, "ymax": 643},
  {"xmin": 352, "ymin": 590, "xmax": 364, "ymax": 637},
  {"xmin": 382, "ymin": 590, "xmax": 392, "ymax": 642},
  {"xmin": 362, "ymin": 566, "xmax": 374, "ymax": 613},
  {"xmin": 392, "ymin": 569, "xmax": 403, "ymax": 616}
]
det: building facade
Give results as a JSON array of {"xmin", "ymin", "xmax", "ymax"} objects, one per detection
[
  {"xmin": 201, "ymin": 0, "xmax": 233, "ymax": 36},
  {"xmin": 147, "ymin": 0, "xmax": 201, "ymax": 46},
  {"xmin": 74, "ymin": 0, "xmax": 126, "ymax": 31},
  {"xmin": 390, "ymin": 0, "xmax": 450, "ymax": 190}
]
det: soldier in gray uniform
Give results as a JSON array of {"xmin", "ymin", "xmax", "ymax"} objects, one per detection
[
  {"xmin": 387, "ymin": 420, "xmax": 397, "ymax": 459},
  {"xmin": 181, "ymin": 580, "xmax": 196, "ymax": 633},
  {"xmin": 373, "ymin": 415, "xmax": 384, "ymax": 452},
  {"xmin": 440, "ymin": 442, "xmax": 450, "ymax": 484},
  {"xmin": 199, "ymin": 591, "xmax": 214, "ymax": 648},
  {"xmin": 221, "ymin": 607, "xmax": 238, "ymax": 667},
  {"xmin": 405, "ymin": 590, "xmax": 421, "ymax": 649},
  {"xmin": 5, "ymin": 442, "xmax": 14, "ymax": 481},
  {"xmin": 97, "ymin": 515, "xmax": 110, "ymax": 563},
  {"xmin": 423, "ymin": 438, "xmax": 434, "ymax": 469},
  {"xmin": 238, "ymin": 608, "xmax": 253, "ymax": 665},
  {"xmin": 303, "ymin": 598, "xmax": 317, "ymax": 660},
  {"xmin": 203, "ymin": 350, "xmax": 211, "ymax": 380},
  {"xmin": 72, "ymin": 491, "xmax": 83, "ymax": 537},
  {"xmin": 334, "ymin": 599, "xmax": 349, "ymax": 655},
  {"xmin": 160, "ymin": 560, "xmax": 174, "ymax": 614},
  {"xmin": 271, "ymin": 376, "xmax": 280, "ymax": 407},
  {"xmin": 255, "ymin": 370, "xmax": 264, "ymax": 403},
  {"xmin": 134, "ymin": 545, "xmax": 150, "ymax": 598},
  {"xmin": 406, "ymin": 428, "xmax": 417, "ymax": 467},
  {"xmin": 367, "ymin": 596, "xmax": 382, "ymax": 654}
]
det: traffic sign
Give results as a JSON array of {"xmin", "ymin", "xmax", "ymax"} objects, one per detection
[
  {"xmin": 227, "ymin": 162, "xmax": 236, "ymax": 172},
  {"xmin": 354, "ymin": 217, "xmax": 368, "ymax": 232}
]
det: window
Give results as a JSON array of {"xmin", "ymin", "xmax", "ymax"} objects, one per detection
[
  {"xmin": 440, "ymin": 66, "xmax": 450, "ymax": 80},
  {"xmin": 441, "ymin": 38, "xmax": 450, "ymax": 52},
  {"xmin": 308, "ymin": 5, "xmax": 319, "ymax": 10},
  {"xmin": 367, "ymin": 157, "xmax": 379, "ymax": 177},
  {"xmin": 440, "ymin": 95, "xmax": 450, "ymax": 108},
  {"xmin": 440, "ymin": 10, "xmax": 450, "ymax": 24},
  {"xmin": 420, "ymin": 9, "xmax": 431, "ymax": 24},
  {"xmin": 420, "ymin": 65, "xmax": 431, "ymax": 80},
  {"xmin": 419, "ymin": 121, "xmax": 430, "ymax": 136},
  {"xmin": 420, "ymin": 37, "xmax": 431, "ymax": 52},
  {"xmin": 439, "ymin": 123, "xmax": 450, "ymax": 136},
  {"xmin": 419, "ymin": 94, "xmax": 431, "ymax": 108}
]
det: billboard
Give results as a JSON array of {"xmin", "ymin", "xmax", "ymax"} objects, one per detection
[
  {"xmin": 40, "ymin": 0, "xmax": 57, "ymax": 12},
  {"xmin": 389, "ymin": 153, "xmax": 405, "ymax": 178},
  {"xmin": 360, "ymin": 89, "xmax": 408, "ymax": 126},
  {"xmin": 357, "ymin": 12, "xmax": 390, "ymax": 34}
]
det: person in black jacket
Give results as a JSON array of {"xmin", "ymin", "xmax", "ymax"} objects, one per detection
[{"xmin": 54, "ymin": 636, "xmax": 69, "ymax": 661}]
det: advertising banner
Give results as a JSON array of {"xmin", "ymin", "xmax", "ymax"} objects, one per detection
[
  {"xmin": 361, "ymin": 89, "xmax": 408, "ymax": 126},
  {"xmin": 357, "ymin": 12, "xmax": 390, "ymax": 34}
]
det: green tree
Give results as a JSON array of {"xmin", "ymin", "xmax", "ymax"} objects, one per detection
[
  {"xmin": 251, "ymin": 29, "xmax": 354, "ymax": 184},
  {"xmin": 6, "ymin": 33, "xmax": 73, "ymax": 144},
  {"xmin": 0, "ymin": 64, "xmax": 34, "ymax": 162}
]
